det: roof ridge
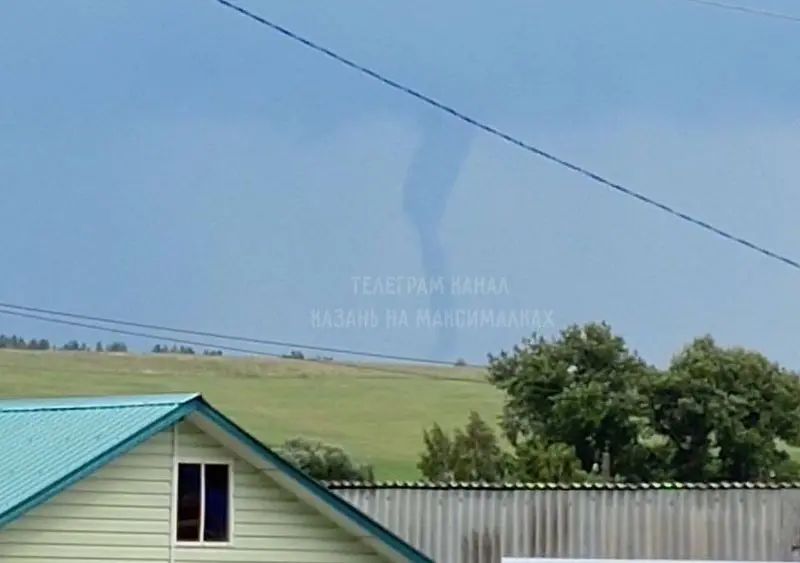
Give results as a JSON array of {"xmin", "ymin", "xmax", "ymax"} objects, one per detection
[{"xmin": 0, "ymin": 393, "xmax": 200, "ymax": 413}]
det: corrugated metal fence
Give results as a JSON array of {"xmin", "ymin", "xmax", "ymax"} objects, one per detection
[{"xmin": 329, "ymin": 484, "xmax": 800, "ymax": 563}]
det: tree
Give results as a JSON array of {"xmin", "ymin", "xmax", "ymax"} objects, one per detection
[
  {"xmin": 418, "ymin": 423, "xmax": 456, "ymax": 481},
  {"xmin": 106, "ymin": 342, "xmax": 128, "ymax": 353},
  {"xmin": 95, "ymin": 341, "xmax": 104, "ymax": 353},
  {"xmin": 645, "ymin": 336, "xmax": 800, "ymax": 481},
  {"xmin": 276, "ymin": 437, "xmax": 374, "ymax": 481},
  {"xmin": 27, "ymin": 338, "xmax": 49, "ymax": 351},
  {"xmin": 487, "ymin": 322, "xmax": 656, "ymax": 480},
  {"xmin": 418, "ymin": 411, "xmax": 509, "ymax": 482}
]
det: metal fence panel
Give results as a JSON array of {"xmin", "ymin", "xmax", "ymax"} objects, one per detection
[{"xmin": 331, "ymin": 487, "xmax": 800, "ymax": 563}]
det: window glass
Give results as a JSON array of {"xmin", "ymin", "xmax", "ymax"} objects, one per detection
[
  {"xmin": 176, "ymin": 463, "xmax": 201, "ymax": 542},
  {"xmin": 203, "ymin": 464, "xmax": 230, "ymax": 542}
]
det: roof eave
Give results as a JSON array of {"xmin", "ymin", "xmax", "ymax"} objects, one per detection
[{"xmin": 190, "ymin": 399, "xmax": 433, "ymax": 563}]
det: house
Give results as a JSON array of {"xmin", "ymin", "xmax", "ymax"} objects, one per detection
[{"xmin": 0, "ymin": 393, "xmax": 432, "ymax": 563}]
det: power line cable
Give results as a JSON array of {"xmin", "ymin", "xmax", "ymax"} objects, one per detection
[
  {"xmin": 674, "ymin": 0, "xmax": 800, "ymax": 22},
  {"xmin": 0, "ymin": 308, "xmax": 283, "ymax": 358},
  {"xmin": 0, "ymin": 301, "xmax": 463, "ymax": 367},
  {"xmin": 0, "ymin": 307, "xmax": 490, "ymax": 385},
  {"xmin": 213, "ymin": 0, "xmax": 800, "ymax": 272}
]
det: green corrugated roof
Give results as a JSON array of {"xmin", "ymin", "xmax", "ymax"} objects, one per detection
[{"xmin": 0, "ymin": 393, "xmax": 198, "ymax": 520}]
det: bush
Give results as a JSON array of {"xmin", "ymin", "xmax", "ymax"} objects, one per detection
[{"xmin": 276, "ymin": 437, "xmax": 374, "ymax": 481}]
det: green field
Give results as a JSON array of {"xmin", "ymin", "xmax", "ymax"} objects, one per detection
[{"xmin": 0, "ymin": 350, "xmax": 502, "ymax": 479}]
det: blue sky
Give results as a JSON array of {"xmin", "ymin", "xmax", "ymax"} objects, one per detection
[{"xmin": 2, "ymin": 0, "xmax": 799, "ymax": 366}]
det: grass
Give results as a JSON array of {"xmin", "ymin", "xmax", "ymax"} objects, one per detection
[{"xmin": 0, "ymin": 350, "xmax": 502, "ymax": 480}]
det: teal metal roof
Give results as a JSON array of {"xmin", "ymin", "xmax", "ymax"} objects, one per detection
[
  {"xmin": 0, "ymin": 393, "xmax": 431, "ymax": 563},
  {"xmin": 0, "ymin": 393, "xmax": 198, "ymax": 522}
]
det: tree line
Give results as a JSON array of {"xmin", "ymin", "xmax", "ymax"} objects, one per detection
[
  {"xmin": 417, "ymin": 322, "xmax": 800, "ymax": 484},
  {"xmin": 0, "ymin": 334, "xmax": 224, "ymax": 356},
  {"xmin": 0, "ymin": 333, "xmax": 337, "ymax": 360},
  {"xmin": 287, "ymin": 322, "xmax": 800, "ymax": 483}
]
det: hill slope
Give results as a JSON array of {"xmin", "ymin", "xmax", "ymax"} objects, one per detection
[{"xmin": 0, "ymin": 350, "xmax": 501, "ymax": 479}]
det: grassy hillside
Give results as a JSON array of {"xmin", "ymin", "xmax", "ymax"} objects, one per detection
[{"xmin": 0, "ymin": 350, "xmax": 502, "ymax": 479}]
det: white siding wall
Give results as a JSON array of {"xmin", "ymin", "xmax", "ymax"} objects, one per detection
[
  {"xmin": 0, "ymin": 422, "xmax": 389, "ymax": 563},
  {"xmin": 0, "ymin": 430, "xmax": 173, "ymax": 563},
  {"xmin": 175, "ymin": 421, "xmax": 385, "ymax": 563}
]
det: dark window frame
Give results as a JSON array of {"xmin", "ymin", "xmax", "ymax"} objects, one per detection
[{"xmin": 174, "ymin": 460, "xmax": 234, "ymax": 545}]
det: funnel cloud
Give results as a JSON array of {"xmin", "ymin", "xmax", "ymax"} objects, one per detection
[{"xmin": 402, "ymin": 111, "xmax": 476, "ymax": 360}]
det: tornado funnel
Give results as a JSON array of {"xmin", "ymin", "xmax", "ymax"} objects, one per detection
[{"xmin": 402, "ymin": 110, "xmax": 475, "ymax": 360}]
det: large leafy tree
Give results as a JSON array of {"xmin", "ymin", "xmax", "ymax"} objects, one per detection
[
  {"xmin": 487, "ymin": 322, "xmax": 655, "ymax": 480},
  {"xmin": 419, "ymin": 322, "xmax": 800, "ymax": 483},
  {"xmin": 646, "ymin": 336, "xmax": 800, "ymax": 481}
]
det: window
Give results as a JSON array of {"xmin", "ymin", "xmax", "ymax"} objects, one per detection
[{"xmin": 176, "ymin": 462, "xmax": 232, "ymax": 543}]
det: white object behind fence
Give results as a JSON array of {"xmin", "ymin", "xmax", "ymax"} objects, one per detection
[{"xmin": 503, "ymin": 560, "xmax": 788, "ymax": 563}]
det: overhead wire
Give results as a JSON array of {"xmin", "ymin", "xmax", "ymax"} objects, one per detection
[
  {"xmin": 0, "ymin": 301, "xmax": 462, "ymax": 366},
  {"xmin": 674, "ymin": 0, "xmax": 800, "ymax": 22},
  {"xmin": 213, "ymin": 0, "xmax": 800, "ymax": 272},
  {"xmin": 0, "ymin": 307, "xmax": 491, "ymax": 385}
]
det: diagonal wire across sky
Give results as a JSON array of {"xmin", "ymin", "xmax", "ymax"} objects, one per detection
[{"xmin": 213, "ymin": 0, "xmax": 800, "ymax": 272}]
